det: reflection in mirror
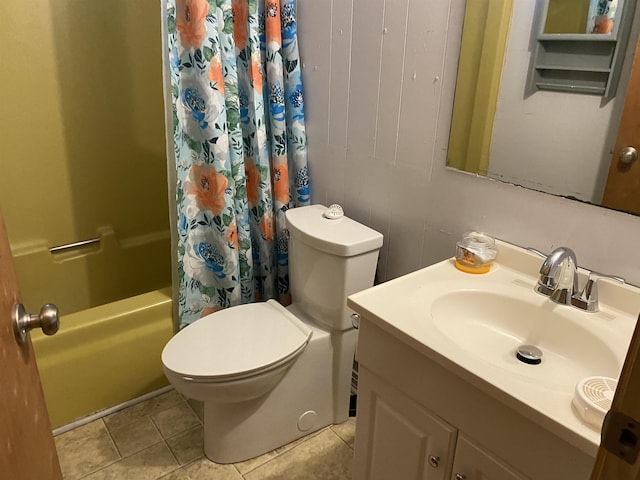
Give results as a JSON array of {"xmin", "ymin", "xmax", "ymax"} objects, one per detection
[
  {"xmin": 447, "ymin": 0, "xmax": 640, "ymax": 214},
  {"xmin": 544, "ymin": 0, "xmax": 618, "ymax": 34}
]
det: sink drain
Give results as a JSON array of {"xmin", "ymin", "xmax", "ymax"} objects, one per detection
[{"xmin": 516, "ymin": 345, "xmax": 543, "ymax": 365}]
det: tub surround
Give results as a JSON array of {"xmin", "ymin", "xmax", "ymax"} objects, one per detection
[
  {"xmin": 32, "ymin": 288, "xmax": 173, "ymax": 428},
  {"xmin": 348, "ymin": 240, "xmax": 638, "ymax": 479},
  {"xmin": 2, "ymin": 0, "xmax": 173, "ymax": 433},
  {"xmin": 13, "ymin": 229, "xmax": 170, "ymax": 316},
  {"xmin": 0, "ymin": 0, "xmax": 169, "ymax": 255}
]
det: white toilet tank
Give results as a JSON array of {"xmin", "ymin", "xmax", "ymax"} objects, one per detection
[{"xmin": 285, "ymin": 205, "xmax": 383, "ymax": 331}]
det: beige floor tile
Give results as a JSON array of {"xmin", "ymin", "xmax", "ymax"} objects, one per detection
[
  {"xmin": 83, "ymin": 442, "xmax": 179, "ymax": 480},
  {"xmin": 244, "ymin": 429, "xmax": 353, "ymax": 480},
  {"xmin": 233, "ymin": 428, "xmax": 325, "ymax": 475},
  {"xmin": 233, "ymin": 448, "xmax": 280, "ymax": 475},
  {"xmin": 103, "ymin": 391, "xmax": 184, "ymax": 431},
  {"xmin": 166, "ymin": 425, "xmax": 204, "ymax": 465},
  {"xmin": 186, "ymin": 398, "xmax": 204, "ymax": 421},
  {"xmin": 54, "ymin": 420, "xmax": 120, "ymax": 480},
  {"xmin": 151, "ymin": 401, "xmax": 201, "ymax": 438},
  {"xmin": 274, "ymin": 427, "xmax": 326, "ymax": 455},
  {"xmin": 108, "ymin": 417, "xmax": 163, "ymax": 457},
  {"xmin": 330, "ymin": 418, "xmax": 356, "ymax": 448},
  {"xmin": 159, "ymin": 457, "xmax": 243, "ymax": 480}
]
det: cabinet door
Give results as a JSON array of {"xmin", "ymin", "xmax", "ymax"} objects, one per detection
[
  {"xmin": 451, "ymin": 435, "xmax": 528, "ymax": 480},
  {"xmin": 354, "ymin": 367, "xmax": 457, "ymax": 480}
]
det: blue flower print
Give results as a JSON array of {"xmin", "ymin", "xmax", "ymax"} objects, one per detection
[
  {"xmin": 197, "ymin": 241, "xmax": 226, "ymax": 279},
  {"xmin": 183, "ymin": 228, "xmax": 236, "ymax": 288},
  {"xmin": 176, "ymin": 73, "xmax": 220, "ymax": 141},
  {"xmin": 295, "ymin": 164, "xmax": 310, "ymax": 204},
  {"xmin": 269, "ymin": 84, "xmax": 286, "ymax": 122}
]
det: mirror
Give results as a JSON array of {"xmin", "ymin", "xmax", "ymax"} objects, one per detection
[
  {"xmin": 544, "ymin": 0, "xmax": 618, "ymax": 34},
  {"xmin": 446, "ymin": 0, "xmax": 640, "ymax": 214}
]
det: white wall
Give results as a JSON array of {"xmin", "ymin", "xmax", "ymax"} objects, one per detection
[
  {"xmin": 297, "ymin": 0, "xmax": 640, "ymax": 288},
  {"xmin": 488, "ymin": 0, "xmax": 633, "ymax": 203}
]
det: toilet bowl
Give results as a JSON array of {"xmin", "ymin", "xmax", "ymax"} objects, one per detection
[{"xmin": 162, "ymin": 204, "xmax": 383, "ymax": 463}]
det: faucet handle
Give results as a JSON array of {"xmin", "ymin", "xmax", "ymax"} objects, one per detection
[
  {"xmin": 572, "ymin": 272, "xmax": 625, "ymax": 312},
  {"xmin": 535, "ymin": 274, "xmax": 556, "ymax": 296}
]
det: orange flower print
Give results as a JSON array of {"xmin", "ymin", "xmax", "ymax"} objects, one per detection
[
  {"xmin": 185, "ymin": 165, "xmax": 228, "ymax": 215},
  {"xmin": 593, "ymin": 15, "xmax": 614, "ymax": 34},
  {"xmin": 207, "ymin": 55, "xmax": 225, "ymax": 94},
  {"xmin": 226, "ymin": 221, "xmax": 239, "ymax": 250},
  {"xmin": 232, "ymin": 0, "xmax": 249, "ymax": 50},
  {"xmin": 244, "ymin": 158, "xmax": 260, "ymax": 206},
  {"xmin": 200, "ymin": 304, "xmax": 222, "ymax": 318},
  {"xmin": 176, "ymin": 0, "xmax": 209, "ymax": 49},
  {"xmin": 265, "ymin": 1, "xmax": 282, "ymax": 46},
  {"xmin": 272, "ymin": 165, "xmax": 290, "ymax": 205},
  {"xmin": 250, "ymin": 53, "xmax": 263, "ymax": 95},
  {"xmin": 260, "ymin": 213, "xmax": 274, "ymax": 242}
]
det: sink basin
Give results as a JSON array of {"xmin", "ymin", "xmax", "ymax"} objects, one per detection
[
  {"xmin": 348, "ymin": 240, "xmax": 639, "ymax": 452},
  {"xmin": 430, "ymin": 290, "xmax": 620, "ymax": 391}
]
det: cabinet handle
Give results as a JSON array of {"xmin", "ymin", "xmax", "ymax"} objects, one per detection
[
  {"xmin": 454, "ymin": 474, "xmax": 467, "ymax": 480},
  {"xmin": 428, "ymin": 455, "xmax": 440, "ymax": 468}
]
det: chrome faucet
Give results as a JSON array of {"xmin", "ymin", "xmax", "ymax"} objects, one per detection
[
  {"xmin": 535, "ymin": 247, "xmax": 578, "ymax": 305},
  {"xmin": 533, "ymin": 247, "xmax": 625, "ymax": 312}
]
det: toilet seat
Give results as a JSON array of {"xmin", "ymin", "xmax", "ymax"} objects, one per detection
[{"xmin": 162, "ymin": 300, "xmax": 312, "ymax": 382}]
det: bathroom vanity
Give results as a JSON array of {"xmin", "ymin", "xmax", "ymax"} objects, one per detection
[{"xmin": 348, "ymin": 241, "xmax": 639, "ymax": 480}]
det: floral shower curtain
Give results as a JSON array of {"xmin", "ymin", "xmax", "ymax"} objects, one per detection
[{"xmin": 166, "ymin": 0, "xmax": 310, "ymax": 328}]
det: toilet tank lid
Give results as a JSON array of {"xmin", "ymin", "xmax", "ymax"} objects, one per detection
[{"xmin": 285, "ymin": 205, "xmax": 383, "ymax": 257}]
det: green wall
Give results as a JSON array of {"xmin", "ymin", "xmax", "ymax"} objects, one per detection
[
  {"xmin": 447, "ymin": 0, "xmax": 514, "ymax": 175},
  {"xmin": 0, "ymin": 0, "xmax": 170, "ymax": 312},
  {"xmin": 545, "ymin": 0, "xmax": 590, "ymax": 34}
]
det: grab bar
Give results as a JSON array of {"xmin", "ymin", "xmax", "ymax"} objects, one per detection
[{"xmin": 49, "ymin": 237, "xmax": 101, "ymax": 254}]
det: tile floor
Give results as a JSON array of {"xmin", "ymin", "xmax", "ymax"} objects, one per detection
[{"xmin": 54, "ymin": 390, "xmax": 355, "ymax": 479}]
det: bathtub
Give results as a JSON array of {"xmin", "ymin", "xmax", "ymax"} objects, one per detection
[
  {"xmin": 31, "ymin": 288, "xmax": 174, "ymax": 429},
  {"xmin": 11, "ymin": 226, "xmax": 174, "ymax": 428}
]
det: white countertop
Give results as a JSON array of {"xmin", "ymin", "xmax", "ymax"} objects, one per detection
[{"xmin": 348, "ymin": 240, "xmax": 639, "ymax": 456}]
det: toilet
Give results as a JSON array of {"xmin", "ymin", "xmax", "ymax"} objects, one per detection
[{"xmin": 161, "ymin": 204, "xmax": 383, "ymax": 463}]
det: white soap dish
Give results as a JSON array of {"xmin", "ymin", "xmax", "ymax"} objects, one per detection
[{"xmin": 572, "ymin": 376, "xmax": 617, "ymax": 428}]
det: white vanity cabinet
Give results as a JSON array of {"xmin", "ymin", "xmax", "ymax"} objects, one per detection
[
  {"xmin": 353, "ymin": 366, "xmax": 457, "ymax": 480},
  {"xmin": 451, "ymin": 435, "xmax": 527, "ymax": 480},
  {"xmin": 352, "ymin": 319, "xmax": 596, "ymax": 480},
  {"xmin": 354, "ymin": 366, "xmax": 527, "ymax": 480}
]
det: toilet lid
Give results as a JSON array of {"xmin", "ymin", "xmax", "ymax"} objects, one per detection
[{"xmin": 162, "ymin": 300, "xmax": 312, "ymax": 380}]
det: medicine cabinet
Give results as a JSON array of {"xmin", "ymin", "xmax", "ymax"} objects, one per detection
[{"xmin": 530, "ymin": 0, "xmax": 636, "ymax": 98}]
